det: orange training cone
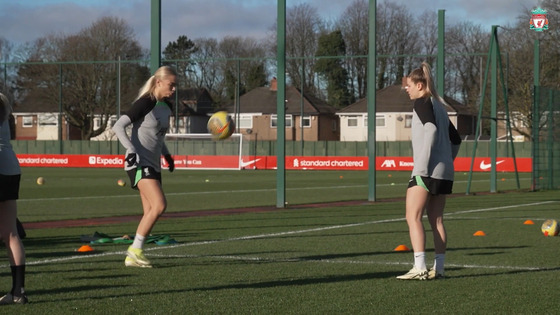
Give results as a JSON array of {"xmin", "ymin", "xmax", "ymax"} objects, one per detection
[
  {"xmin": 78, "ymin": 245, "xmax": 94, "ymax": 252},
  {"xmin": 394, "ymin": 244, "xmax": 410, "ymax": 251},
  {"xmin": 523, "ymin": 220, "xmax": 535, "ymax": 225},
  {"xmin": 473, "ymin": 230, "xmax": 486, "ymax": 236}
]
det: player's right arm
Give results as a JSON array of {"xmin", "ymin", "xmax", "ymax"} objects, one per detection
[
  {"xmin": 448, "ymin": 120, "xmax": 461, "ymax": 160},
  {"xmin": 112, "ymin": 115, "xmax": 138, "ymax": 169},
  {"xmin": 112, "ymin": 115, "xmax": 134, "ymax": 153},
  {"xmin": 413, "ymin": 98, "xmax": 437, "ymax": 176},
  {"xmin": 112, "ymin": 96, "xmax": 155, "ymax": 169}
]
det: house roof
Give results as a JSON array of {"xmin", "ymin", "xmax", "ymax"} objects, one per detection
[
  {"xmin": 225, "ymin": 86, "xmax": 337, "ymax": 115},
  {"xmin": 337, "ymin": 84, "xmax": 473, "ymax": 116},
  {"xmin": 176, "ymin": 88, "xmax": 214, "ymax": 116},
  {"xmin": 12, "ymin": 88, "xmax": 215, "ymax": 116}
]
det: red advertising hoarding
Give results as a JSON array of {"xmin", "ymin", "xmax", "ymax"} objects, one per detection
[
  {"xmin": 17, "ymin": 154, "xmax": 532, "ymax": 172},
  {"xmin": 17, "ymin": 154, "xmax": 124, "ymax": 168}
]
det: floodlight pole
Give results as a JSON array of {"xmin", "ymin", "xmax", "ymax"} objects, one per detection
[
  {"xmin": 367, "ymin": 0, "xmax": 377, "ymax": 201},
  {"xmin": 490, "ymin": 25, "xmax": 498, "ymax": 193},
  {"xmin": 150, "ymin": 0, "xmax": 161, "ymax": 74},
  {"xmin": 276, "ymin": 0, "xmax": 286, "ymax": 208}
]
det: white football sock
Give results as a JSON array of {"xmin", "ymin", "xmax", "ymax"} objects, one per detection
[
  {"xmin": 131, "ymin": 234, "xmax": 146, "ymax": 249},
  {"xmin": 414, "ymin": 252, "xmax": 426, "ymax": 271}
]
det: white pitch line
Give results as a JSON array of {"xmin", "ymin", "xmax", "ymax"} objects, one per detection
[
  {"xmin": 21, "ymin": 251, "xmax": 126, "ymax": 266},
  {"xmin": 448, "ymin": 201, "xmax": 558, "ymax": 215},
  {"xmin": 146, "ymin": 253, "xmax": 551, "ymax": 272},
  {"xmin": 4, "ymin": 200, "xmax": 556, "ymax": 270},
  {"xmin": 17, "ymin": 177, "xmax": 531, "ymax": 202},
  {"xmin": 15, "ymin": 185, "xmax": 376, "ymax": 202},
  {"xmin": 147, "ymin": 200, "xmax": 558, "ymax": 252}
]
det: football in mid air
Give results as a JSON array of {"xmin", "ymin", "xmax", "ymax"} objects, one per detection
[{"xmin": 208, "ymin": 111, "xmax": 234, "ymax": 140}]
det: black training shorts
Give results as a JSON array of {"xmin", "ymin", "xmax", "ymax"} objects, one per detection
[
  {"xmin": 0, "ymin": 174, "xmax": 21, "ymax": 201},
  {"xmin": 408, "ymin": 175, "xmax": 453, "ymax": 195},
  {"xmin": 126, "ymin": 166, "xmax": 162, "ymax": 189}
]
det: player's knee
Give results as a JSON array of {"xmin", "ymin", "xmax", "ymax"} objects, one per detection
[
  {"xmin": 154, "ymin": 202, "xmax": 167, "ymax": 216},
  {"xmin": 405, "ymin": 210, "xmax": 423, "ymax": 222}
]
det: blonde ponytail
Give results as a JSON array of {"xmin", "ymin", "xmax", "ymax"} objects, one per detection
[
  {"xmin": 135, "ymin": 76, "xmax": 157, "ymax": 101},
  {"xmin": 135, "ymin": 66, "xmax": 178, "ymax": 101}
]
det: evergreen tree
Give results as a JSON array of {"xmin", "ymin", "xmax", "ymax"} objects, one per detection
[
  {"xmin": 315, "ymin": 30, "xmax": 353, "ymax": 108},
  {"xmin": 163, "ymin": 35, "xmax": 198, "ymax": 88}
]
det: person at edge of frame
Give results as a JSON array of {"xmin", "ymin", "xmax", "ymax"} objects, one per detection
[{"xmin": 0, "ymin": 93, "xmax": 28, "ymax": 304}]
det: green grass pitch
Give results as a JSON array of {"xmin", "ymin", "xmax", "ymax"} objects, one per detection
[{"xmin": 1, "ymin": 167, "xmax": 557, "ymax": 314}]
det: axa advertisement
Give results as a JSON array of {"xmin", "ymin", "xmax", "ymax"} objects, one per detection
[{"xmin": 17, "ymin": 154, "xmax": 532, "ymax": 172}]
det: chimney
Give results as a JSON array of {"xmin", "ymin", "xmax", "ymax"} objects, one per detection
[{"xmin": 270, "ymin": 77, "xmax": 277, "ymax": 91}]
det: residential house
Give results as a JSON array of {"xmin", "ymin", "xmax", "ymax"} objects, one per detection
[
  {"xmin": 11, "ymin": 99, "xmax": 77, "ymax": 140},
  {"xmin": 496, "ymin": 111, "xmax": 529, "ymax": 141},
  {"xmin": 224, "ymin": 78, "xmax": 339, "ymax": 141},
  {"xmin": 171, "ymin": 88, "xmax": 214, "ymax": 134},
  {"xmin": 337, "ymin": 84, "xmax": 475, "ymax": 142},
  {"xmin": 12, "ymin": 87, "xmax": 215, "ymax": 140}
]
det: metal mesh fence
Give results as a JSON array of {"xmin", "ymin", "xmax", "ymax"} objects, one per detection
[{"xmin": 532, "ymin": 86, "xmax": 560, "ymax": 190}]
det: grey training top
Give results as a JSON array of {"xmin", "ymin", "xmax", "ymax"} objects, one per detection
[
  {"xmin": 411, "ymin": 96, "xmax": 461, "ymax": 181},
  {"xmin": 0, "ymin": 120, "xmax": 21, "ymax": 176},
  {"xmin": 112, "ymin": 95, "xmax": 171, "ymax": 172}
]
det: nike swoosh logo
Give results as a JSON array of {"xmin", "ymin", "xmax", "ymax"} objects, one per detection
[
  {"xmin": 241, "ymin": 159, "xmax": 260, "ymax": 168},
  {"xmin": 480, "ymin": 160, "xmax": 505, "ymax": 170},
  {"xmin": 217, "ymin": 122, "xmax": 230, "ymax": 134}
]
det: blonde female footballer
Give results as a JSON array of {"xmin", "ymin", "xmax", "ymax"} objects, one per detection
[{"xmin": 112, "ymin": 66, "xmax": 176, "ymax": 268}]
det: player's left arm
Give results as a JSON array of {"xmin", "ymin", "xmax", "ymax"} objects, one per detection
[
  {"xmin": 163, "ymin": 152, "xmax": 174, "ymax": 172},
  {"xmin": 161, "ymin": 124, "xmax": 174, "ymax": 172},
  {"xmin": 448, "ymin": 120, "xmax": 462, "ymax": 160}
]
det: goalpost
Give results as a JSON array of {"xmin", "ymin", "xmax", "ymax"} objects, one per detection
[{"xmin": 164, "ymin": 133, "xmax": 246, "ymax": 170}]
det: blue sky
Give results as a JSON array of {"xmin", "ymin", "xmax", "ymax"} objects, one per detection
[{"xmin": 0, "ymin": 0, "xmax": 540, "ymax": 50}]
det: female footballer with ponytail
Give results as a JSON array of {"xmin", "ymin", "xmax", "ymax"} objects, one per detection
[{"xmin": 396, "ymin": 62, "xmax": 462, "ymax": 280}]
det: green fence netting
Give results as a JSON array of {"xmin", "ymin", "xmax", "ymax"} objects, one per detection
[{"xmin": 532, "ymin": 86, "xmax": 560, "ymax": 190}]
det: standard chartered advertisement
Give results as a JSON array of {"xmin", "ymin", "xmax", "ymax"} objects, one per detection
[{"xmin": 15, "ymin": 154, "xmax": 532, "ymax": 172}]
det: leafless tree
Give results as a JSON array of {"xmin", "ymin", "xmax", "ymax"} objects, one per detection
[
  {"xmin": 16, "ymin": 17, "xmax": 147, "ymax": 139},
  {"xmin": 188, "ymin": 36, "xmax": 269, "ymax": 106},
  {"xmin": 389, "ymin": 7, "xmax": 417, "ymax": 86},
  {"xmin": 446, "ymin": 22, "xmax": 488, "ymax": 107},
  {"xmin": 191, "ymin": 37, "xmax": 221, "ymax": 95},
  {"xmin": 415, "ymin": 10, "xmax": 438, "ymax": 68},
  {"xmin": 0, "ymin": 37, "xmax": 14, "ymax": 95},
  {"xmin": 217, "ymin": 36, "xmax": 269, "ymax": 104},
  {"xmin": 375, "ymin": 2, "xmax": 417, "ymax": 89},
  {"xmin": 338, "ymin": 0, "xmax": 368, "ymax": 99},
  {"xmin": 284, "ymin": 3, "xmax": 325, "ymax": 94}
]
